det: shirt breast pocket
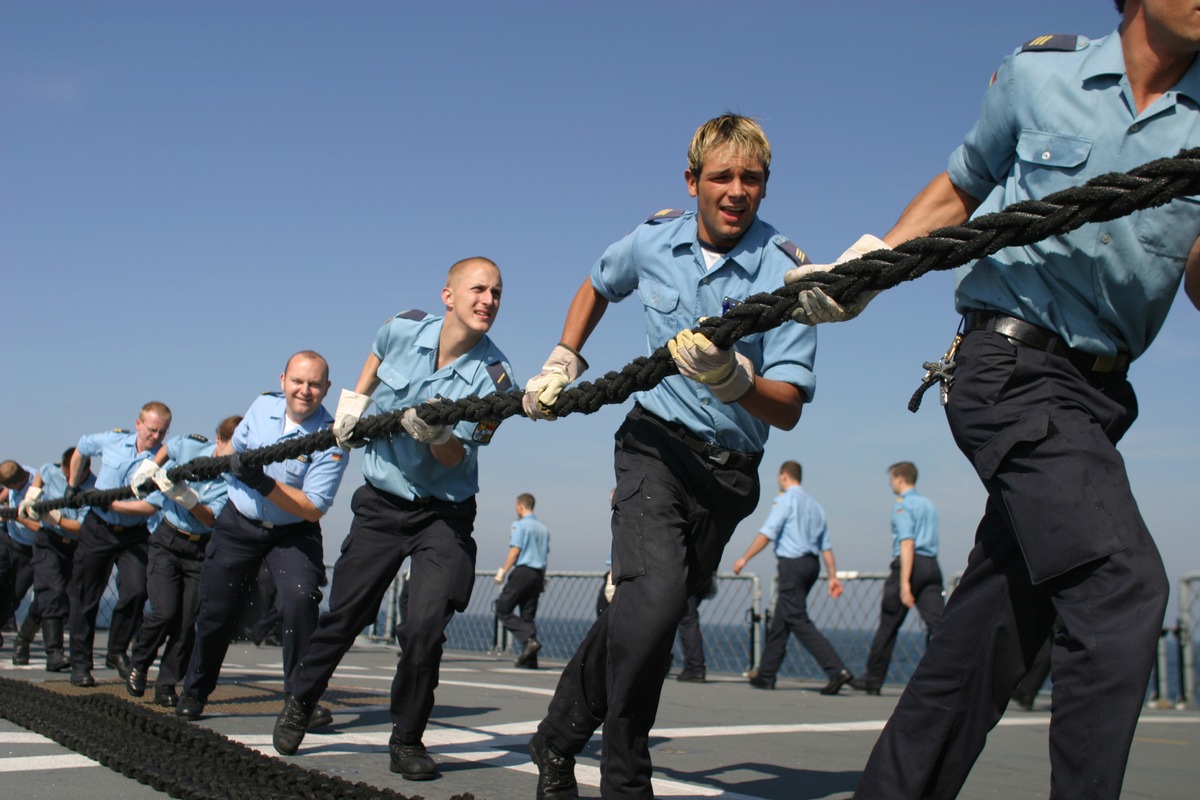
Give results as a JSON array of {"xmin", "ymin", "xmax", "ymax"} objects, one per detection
[
  {"xmin": 1134, "ymin": 194, "xmax": 1200, "ymax": 261},
  {"xmin": 1015, "ymin": 130, "xmax": 1092, "ymax": 197},
  {"xmin": 636, "ymin": 279, "xmax": 680, "ymax": 317},
  {"xmin": 375, "ymin": 360, "xmax": 412, "ymax": 402}
]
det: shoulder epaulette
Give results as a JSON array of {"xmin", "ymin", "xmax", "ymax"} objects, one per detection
[
  {"xmin": 487, "ymin": 361, "xmax": 513, "ymax": 392},
  {"xmin": 113, "ymin": 428, "xmax": 129, "ymax": 434},
  {"xmin": 187, "ymin": 433, "xmax": 210, "ymax": 443},
  {"xmin": 645, "ymin": 208, "xmax": 686, "ymax": 224},
  {"xmin": 1020, "ymin": 34, "xmax": 1081, "ymax": 53},
  {"xmin": 261, "ymin": 390, "xmax": 283, "ymax": 397},
  {"xmin": 774, "ymin": 239, "xmax": 808, "ymax": 267},
  {"xmin": 394, "ymin": 309, "xmax": 428, "ymax": 321}
]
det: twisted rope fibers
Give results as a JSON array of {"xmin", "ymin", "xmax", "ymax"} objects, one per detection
[
  {"xmin": 0, "ymin": 676, "xmax": 479, "ymax": 800},
  {"xmin": 6, "ymin": 146, "xmax": 1200, "ymax": 523}
]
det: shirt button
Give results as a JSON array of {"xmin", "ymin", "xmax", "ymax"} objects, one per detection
[
  {"xmin": 1100, "ymin": 233, "xmax": 1111, "ymax": 244},
  {"xmin": 1130, "ymin": 122, "xmax": 1140, "ymax": 132},
  {"xmin": 701, "ymin": 398, "xmax": 710, "ymax": 405},
  {"xmin": 1041, "ymin": 151, "xmax": 1051, "ymax": 160}
]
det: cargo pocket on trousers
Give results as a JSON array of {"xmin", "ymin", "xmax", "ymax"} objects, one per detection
[
  {"xmin": 610, "ymin": 474, "xmax": 646, "ymax": 582},
  {"xmin": 973, "ymin": 412, "xmax": 1051, "ymax": 481}
]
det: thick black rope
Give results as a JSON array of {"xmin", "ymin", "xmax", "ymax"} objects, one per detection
[
  {"xmin": 0, "ymin": 676, "xmax": 477, "ymax": 800},
  {"xmin": 7, "ymin": 146, "xmax": 1200, "ymax": 521}
]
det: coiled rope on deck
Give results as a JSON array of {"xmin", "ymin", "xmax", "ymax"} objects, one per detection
[{"xmin": 6, "ymin": 146, "xmax": 1200, "ymax": 522}]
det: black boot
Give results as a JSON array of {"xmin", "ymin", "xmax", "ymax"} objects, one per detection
[
  {"xmin": 12, "ymin": 616, "xmax": 37, "ymax": 665},
  {"xmin": 272, "ymin": 694, "xmax": 314, "ymax": 755},
  {"xmin": 41, "ymin": 618, "xmax": 70, "ymax": 672}
]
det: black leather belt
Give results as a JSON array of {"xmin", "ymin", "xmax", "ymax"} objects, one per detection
[
  {"xmin": 163, "ymin": 520, "xmax": 205, "ymax": 543},
  {"xmin": 93, "ymin": 516, "xmax": 127, "ymax": 533},
  {"xmin": 964, "ymin": 312, "xmax": 1129, "ymax": 375},
  {"xmin": 635, "ymin": 405, "xmax": 760, "ymax": 471}
]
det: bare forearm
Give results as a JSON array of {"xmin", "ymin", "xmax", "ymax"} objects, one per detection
[
  {"xmin": 560, "ymin": 278, "xmax": 609, "ymax": 352},
  {"xmin": 736, "ymin": 376, "xmax": 804, "ymax": 430},
  {"xmin": 883, "ymin": 173, "xmax": 982, "ymax": 247},
  {"xmin": 1185, "ymin": 237, "xmax": 1200, "ymax": 311}
]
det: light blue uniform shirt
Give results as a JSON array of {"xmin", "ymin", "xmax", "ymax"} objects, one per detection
[
  {"xmin": 949, "ymin": 30, "xmax": 1200, "ymax": 360},
  {"xmin": 590, "ymin": 211, "xmax": 817, "ymax": 453},
  {"xmin": 38, "ymin": 464, "xmax": 95, "ymax": 539},
  {"xmin": 510, "ymin": 514, "xmax": 550, "ymax": 570},
  {"xmin": 758, "ymin": 484, "xmax": 830, "ymax": 559},
  {"xmin": 145, "ymin": 435, "xmax": 230, "ymax": 535},
  {"xmin": 892, "ymin": 488, "xmax": 939, "ymax": 559},
  {"xmin": 6, "ymin": 467, "xmax": 38, "ymax": 545},
  {"xmin": 76, "ymin": 429, "xmax": 159, "ymax": 527},
  {"xmin": 361, "ymin": 311, "xmax": 515, "ymax": 502},
  {"xmin": 226, "ymin": 393, "xmax": 348, "ymax": 526}
]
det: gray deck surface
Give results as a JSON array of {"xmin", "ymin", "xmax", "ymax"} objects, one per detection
[{"xmin": 1, "ymin": 633, "xmax": 1196, "ymax": 800}]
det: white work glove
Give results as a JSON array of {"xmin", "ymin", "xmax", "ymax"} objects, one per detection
[
  {"xmin": 494, "ymin": 567, "xmax": 506, "ymax": 585},
  {"xmin": 785, "ymin": 234, "xmax": 890, "ymax": 324},
  {"xmin": 522, "ymin": 344, "xmax": 588, "ymax": 420},
  {"xmin": 604, "ymin": 571, "xmax": 616, "ymax": 603},
  {"xmin": 332, "ymin": 389, "xmax": 373, "ymax": 450},
  {"xmin": 129, "ymin": 460, "xmax": 161, "ymax": 499},
  {"xmin": 18, "ymin": 485, "xmax": 43, "ymax": 521},
  {"xmin": 667, "ymin": 327, "xmax": 755, "ymax": 403},
  {"xmin": 152, "ymin": 470, "xmax": 200, "ymax": 511},
  {"xmin": 45, "ymin": 509, "xmax": 63, "ymax": 527},
  {"xmin": 401, "ymin": 399, "xmax": 454, "ymax": 445}
]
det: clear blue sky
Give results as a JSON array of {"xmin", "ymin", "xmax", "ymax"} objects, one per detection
[{"xmin": 3, "ymin": 1, "xmax": 1196, "ymax": 621}]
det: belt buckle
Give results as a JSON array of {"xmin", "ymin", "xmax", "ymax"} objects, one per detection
[
  {"xmin": 703, "ymin": 446, "xmax": 731, "ymax": 466},
  {"xmin": 259, "ymin": 519, "xmax": 274, "ymax": 529},
  {"xmin": 188, "ymin": 533, "xmax": 202, "ymax": 542},
  {"xmin": 1089, "ymin": 354, "xmax": 1117, "ymax": 373}
]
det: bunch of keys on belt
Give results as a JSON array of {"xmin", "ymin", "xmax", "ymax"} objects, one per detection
[{"xmin": 907, "ymin": 332, "xmax": 962, "ymax": 413}]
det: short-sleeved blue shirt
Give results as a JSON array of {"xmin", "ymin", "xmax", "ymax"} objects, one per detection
[
  {"xmin": 38, "ymin": 463, "xmax": 95, "ymax": 539},
  {"xmin": 361, "ymin": 311, "xmax": 515, "ymax": 502},
  {"xmin": 892, "ymin": 488, "xmax": 939, "ymax": 559},
  {"xmin": 757, "ymin": 484, "xmax": 830, "ymax": 559},
  {"xmin": 226, "ymin": 393, "xmax": 348, "ymax": 526},
  {"xmin": 144, "ymin": 434, "xmax": 229, "ymax": 535},
  {"xmin": 948, "ymin": 30, "xmax": 1200, "ymax": 359},
  {"xmin": 5, "ymin": 467, "xmax": 38, "ymax": 545},
  {"xmin": 509, "ymin": 513, "xmax": 550, "ymax": 570},
  {"xmin": 590, "ymin": 211, "xmax": 817, "ymax": 453},
  {"xmin": 76, "ymin": 429, "xmax": 159, "ymax": 527}
]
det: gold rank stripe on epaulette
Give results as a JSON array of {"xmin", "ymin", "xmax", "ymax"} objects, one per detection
[
  {"xmin": 645, "ymin": 208, "xmax": 685, "ymax": 223},
  {"xmin": 187, "ymin": 433, "xmax": 209, "ymax": 443},
  {"xmin": 113, "ymin": 428, "xmax": 129, "ymax": 433},
  {"xmin": 487, "ymin": 362, "xmax": 513, "ymax": 392},
  {"xmin": 774, "ymin": 239, "xmax": 808, "ymax": 267},
  {"xmin": 1021, "ymin": 34, "xmax": 1080, "ymax": 52},
  {"xmin": 394, "ymin": 309, "xmax": 429, "ymax": 322}
]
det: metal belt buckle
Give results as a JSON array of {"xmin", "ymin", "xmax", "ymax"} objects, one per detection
[
  {"xmin": 1090, "ymin": 354, "xmax": 1118, "ymax": 373},
  {"xmin": 704, "ymin": 446, "xmax": 731, "ymax": 466}
]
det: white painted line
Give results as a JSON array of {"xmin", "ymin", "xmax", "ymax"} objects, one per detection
[{"xmin": 0, "ymin": 754, "xmax": 96, "ymax": 772}]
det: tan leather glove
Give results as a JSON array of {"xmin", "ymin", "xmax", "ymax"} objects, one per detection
[
  {"xmin": 18, "ymin": 485, "xmax": 43, "ymax": 521},
  {"xmin": 401, "ymin": 400, "xmax": 454, "ymax": 445},
  {"xmin": 522, "ymin": 344, "xmax": 587, "ymax": 420},
  {"xmin": 785, "ymin": 234, "xmax": 890, "ymax": 324},
  {"xmin": 332, "ymin": 389, "xmax": 373, "ymax": 450},
  {"xmin": 667, "ymin": 327, "xmax": 754, "ymax": 403}
]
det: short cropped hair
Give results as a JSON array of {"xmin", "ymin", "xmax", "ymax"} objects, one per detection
[
  {"xmin": 517, "ymin": 493, "xmax": 536, "ymax": 511},
  {"xmin": 687, "ymin": 114, "xmax": 771, "ymax": 179},
  {"xmin": 140, "ymin": 401, "xmax": 172, "ymax": 422},
  {"xmin": 284, "ymin": 350, "xmax": 330, "ymax": 383},
  {"xmin": 447, "ymin": 256, "xmax": 500, "ymax": 288},
  {"xmin": 779, "ymin": 460, "xmax": 802, "ymax": 483},
  {"xmin": 889, "ymin": 461, "xmax": 918, "ymax": 485},
  {"xmin": 0, "ymin": 460, "xmax": 28, "ymax": 488}
]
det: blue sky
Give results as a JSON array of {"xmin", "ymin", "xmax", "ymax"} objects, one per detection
[{"xmin": 3, "ymin": 1, "xmax": 1197, "ymax": 621}]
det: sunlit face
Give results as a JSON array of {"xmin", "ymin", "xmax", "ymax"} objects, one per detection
[
  {"xmin": 1141, "ymin": 0, "xmax": 1200, "ymax": 53},
  {"xmin": 280, "ymin": 356, "xmax": 331, "ymax": 423},
  {"xmin": 135, "ymin": 412, "xmax": 171, "ymax": 453},
  {"xmin": 443, "ymin": 261, "xmax": 502, "ymax": 335},
  {"xmin": 685, "ymin": 144, "xmax": 767, "ymax": 248}
]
